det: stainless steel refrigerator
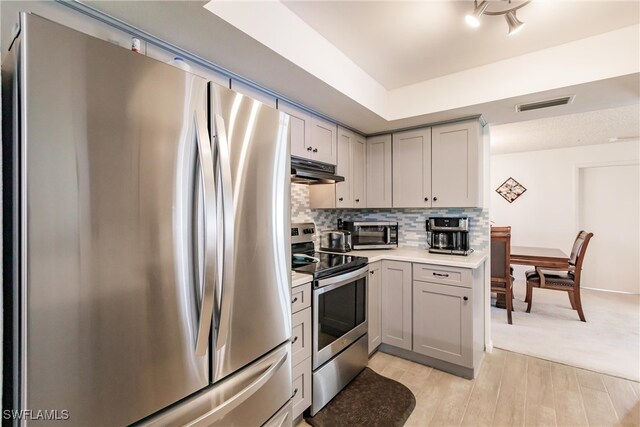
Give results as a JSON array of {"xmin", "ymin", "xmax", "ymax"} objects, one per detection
[{"xmin": 2, "ymin": 13, "xmax": 292, "ymax": 426}]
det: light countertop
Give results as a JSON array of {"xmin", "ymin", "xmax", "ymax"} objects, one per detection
[
  {"xmin": 328, "ymin": 247, "xmax": 488, "ymax": 269},
  {"xmin": 291, "ymin": 271, "xmax": 312, "ymax": 288}
]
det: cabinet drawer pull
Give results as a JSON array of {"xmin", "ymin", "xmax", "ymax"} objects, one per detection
[
  {"xmin": 312, "ymin": 148, "xmax": 318, "ymax": 153},
  {"xmin": 292, "ymin": 388, "xmax": 299, "ymax": 398},
  {"xmin": 355, "ymin": 199, "xmax": 360, "ymax": 203},
  {"xmin": 292, "ymin": 297, "xmax": 298, "ymax": 304},
  {"xmin": 433, "ymin": 272, "xmax": 449, "ymax": 278},
  {"xmin": 370, "ymin": 271, "xmax": 374, "ymax": 275},
  {"xmin": 307, "ymin": 146, "xmax": 313, "ymax": 152},
  {"xmin": 463, "ymin": 296, "xmax": 469, "ymax": 301},
  {"xmin": 292, "ymin": 336, "xmax": 298, "ymax": 343},
  {"xmin": 338, "ymin": 197, "xmax": 344, "ymax": 202}
]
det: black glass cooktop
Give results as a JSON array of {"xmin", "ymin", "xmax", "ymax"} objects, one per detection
[{"xmin": 292, "ymin": 251, "xmax": 367, "ymax": 280}]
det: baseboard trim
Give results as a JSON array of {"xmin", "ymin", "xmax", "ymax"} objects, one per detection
[
  {"xmin": 582, "ymin": 286, "xmax": 639, "ymax": 295},
  {"xmin": 379, "ymin": 344, "xmax": 477, "ymax": 380}
]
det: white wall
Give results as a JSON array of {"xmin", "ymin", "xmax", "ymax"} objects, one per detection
[{"xmin": 490, "ymin": 140, "xmax": 640, "ymax": 292}]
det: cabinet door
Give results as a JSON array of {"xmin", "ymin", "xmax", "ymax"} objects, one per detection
[
  {"xmin": 366, "ymin": 134, "xmax": 392, "ymax": 208},
  {"xmin": 352, "ymin": 134, "xmax": 367, "ymax": 208},
  {"xmin": 311, "ymin": 115, "xmax": 337, "ymax": 165},
  {"xmin": 431, "ymin": 121, "xmax": 481, "ymax": 207},
  {"xmin": 291, "ymin": 307, "xmax": 312, "ymax": 367},
  {"xmin": 392, "ymin": 128, "xmax": 431, "ymax": 208},
  {"xmin": 381, "ymin": 261, "xmax": 412, "ymax": 350},
  {"xmin": 335, "ymin": 128, "xmax": 353, "ymax": 208},
  {"xmin": 291, "ymin": 359, "xmax": 312, "ymax": 420},
  {"xmin": 278, "ymin": 101, "xmax": 312, "ymax": 159},
  {"xmin": 368, "ymin": 261, "xmax": 382, "ymax": 354},
  {"xmin": 413, "ymin": 281, "xmax": 472, "ymax": 367}
]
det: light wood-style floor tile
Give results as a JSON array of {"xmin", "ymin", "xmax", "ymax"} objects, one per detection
[
  {"xmin": 602, "ymin": 375, "xmax": 640, "ymax": 426},
  {"xmin": 461, "ymin": 349, "xmax": 506, "ymax": 426},
  {"xmin": 550, "ymin": 363, "xmax": 589, "ymax": 427},
  {"xmin": 492, "ymin": 351, "xmax": 528, "ymax": 427},
  {"xmin": 299, "ymin": 349, "xmax": 640, "ymax": 427}
]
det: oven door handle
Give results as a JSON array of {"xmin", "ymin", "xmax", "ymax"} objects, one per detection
[
  {"xmin": 315, "ymin": 265, "xmax": 369, "ymax": 292},
  {"xmin": 385, "ymin": 227, "xmax": 391, "ymax": 244}
]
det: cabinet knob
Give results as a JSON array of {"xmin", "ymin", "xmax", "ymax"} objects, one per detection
[
  {"xmin": 433, "ymin": 196, "xmax": 438, "ymax": 202},
  {"xmin": 355, "ymin": 199, "xmax": 360, "ymax": 203},
  {"xmin": 307, "ymin": 146, "xmax": 313, "ymax": 152},
  {"xmin": 424, "ymin": 197, "xmax": 429, "ymax": 202},
  {"xmin": 313, "ymin": 148, "xmax": 318, "ymax": 153},
  {"xmin": 370, "ymin": 271, "xmax": 374, "ymax": 275},
  {"xmin": 338, "ymin": 197, "xmax": 344, "ymax": 202},
  {"xmin": 463, "ymin": 296, "xmax": 469, "ymax": 301}
]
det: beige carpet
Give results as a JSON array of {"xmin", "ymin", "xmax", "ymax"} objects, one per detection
[{"xmin": 491, "ymin": 281, "xmax": 640, "ymax": 381}]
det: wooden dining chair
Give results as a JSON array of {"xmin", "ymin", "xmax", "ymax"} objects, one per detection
[
  {"xmin": 491, "ymin": 226, "xmax": 514, "ymax": 324},
  {"xmin": 525, "ymin": 231, "xmax": 594, "ymax": 322}
]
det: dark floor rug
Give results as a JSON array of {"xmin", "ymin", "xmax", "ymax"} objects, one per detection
[{"xmin": 304, "ymin": 367, "xmax": 416, "ymax": 427}]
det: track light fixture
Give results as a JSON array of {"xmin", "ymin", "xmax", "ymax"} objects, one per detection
[
  {"xmin": 465, "ymin": 0, "xmax": 531, "ymax": 35},
  {"xmin": 465, "ymin": 1, "xmax": 489, "ymax": 28}
]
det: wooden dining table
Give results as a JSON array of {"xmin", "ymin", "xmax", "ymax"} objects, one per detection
[{"xmin": 494, "ymin": 245, "xmax": 570, "ymax": 309}]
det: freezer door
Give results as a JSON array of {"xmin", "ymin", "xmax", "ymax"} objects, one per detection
[
  {"xmin": 209, "ymin": 83, "xmax": 292, "ymax": 381},
  {"xmin": 139, "ymin": 343, "xmax": 292, "ymax": 426},
  {"xmin": 15, "ymin": 14, "xmax": 213, "ymax": 425}
]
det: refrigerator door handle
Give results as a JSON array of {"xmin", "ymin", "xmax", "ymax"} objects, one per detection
[
  {"xmin": 194, "ymin": 109, "xmax": 217, "ymax": 356},
  {"xmin": 212, "ymin": 113, "xmax": 235, "ymax": 352},
  {"xmin": 185, "ymin": 348, "xmax": 288, "ymax": 427}
]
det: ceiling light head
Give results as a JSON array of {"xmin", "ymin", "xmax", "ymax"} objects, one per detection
[
  {"xmin": 465, "ymin": 1, "xmax": 489, "ymax": 28},
  {"xmin": 505, "ymin": 11, "xmax": 525, "ymax": 35}
]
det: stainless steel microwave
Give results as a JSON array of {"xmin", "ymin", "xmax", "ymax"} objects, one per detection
[{"xmin": 341, "ymin": 221, "xmax": 398, "ymax": 249}]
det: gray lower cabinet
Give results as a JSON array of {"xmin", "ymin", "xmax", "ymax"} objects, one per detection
[
  {"xmin": 413, "ymin": 281, "xmax": 472, "ymax": 367},
  {"xmin": 367, "ymin": 261, "xmax": 382, "ymax": 354},
  {"xmin": 380, "ymin": 260, "xmax": 412, "ymax": 350},
  {"xmin": 291, "ymin": 282, "xmax": 312, "ymax": 420}
]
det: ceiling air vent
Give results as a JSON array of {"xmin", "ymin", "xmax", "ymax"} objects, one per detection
[{"xmin": 516, "ymin": 95, "xmax": 575, "ymax": 112}]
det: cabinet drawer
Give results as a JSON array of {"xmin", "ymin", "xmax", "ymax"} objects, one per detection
[
  {"xmin": 291, "ymin": 358, "xmax": 312, "ymax": 420},
  {"xmin": 413, "ymin": 263, "xmax": 472, "ymax": 288},
  {"xmin": 291, "ymin": 283, "xmax": 311, "ymax": 313},
  {"xmin": 291, "ymin": 307, "xmax": 312, "ymax": 366}
]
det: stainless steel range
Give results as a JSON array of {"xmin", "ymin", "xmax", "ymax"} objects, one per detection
[{"xmin": 291, "ymin": 223, "xmax": 369, "ymax": 415}]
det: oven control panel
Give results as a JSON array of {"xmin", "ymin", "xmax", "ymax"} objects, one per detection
[{"xmin": 291, "ymin": 222, "xmax": 315, "ymax": 244}]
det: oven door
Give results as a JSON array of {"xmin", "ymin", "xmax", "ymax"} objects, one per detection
[{"xmin": 313, "ymin": 265, "xmax": 369, "ymax": 370}]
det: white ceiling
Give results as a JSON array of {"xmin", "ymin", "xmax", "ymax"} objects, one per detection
[
  {"xmin": 282, "ymin": 1, "xmax": 640, "ymax": 90},
  {"xmin": 2, "ymin": 0, "xmax": 639, "ymax": 153},
  {"xmin": 491, "ymin": 104, "xmax": 640, "ymax": 154}
]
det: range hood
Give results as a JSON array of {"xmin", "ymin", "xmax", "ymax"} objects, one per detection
[{"xmin": 291, "ymin": 157, "xmax": 345, "ymax": 184}]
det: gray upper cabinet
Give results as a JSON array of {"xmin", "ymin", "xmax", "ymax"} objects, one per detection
[
  {"xmin": 380, "ymin": 260, "xmax": 412, "ymax": 350},
  {"xmin": 311, "ymin": 115, "xmax": 338, "ymax": 165},
  {"xmin": 230, "ymin": 79, "xmax": 276, "ymax": 109},
  {"xmin": 311, "ymin": 127, "xmax": 365, "ymax": 208},
  {"xmin": 367, "ymin": 261, "xmax": 382, "ymax": 354},
  {"xmin": 278, "ymin": 100, "xmax": 312, "ymax": 160},
  {"xmin": 431, "ymin": 121, "xmax": 482, "ymax": 208},
  {"xmin": 278, "ymin": 100, "xmax": 337, "ymax": 165},
  {"xmin": 392, "ymin": 128, "xmax": 432, "ymax": 208},
  {"xmin": 366, "ymin": 134, "xmax": 392, "ymax": 208}
]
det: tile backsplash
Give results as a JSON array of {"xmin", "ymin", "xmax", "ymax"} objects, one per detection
[{"xmin": 291, "ymin": 183, "xmax": 490, "ymax": 251}]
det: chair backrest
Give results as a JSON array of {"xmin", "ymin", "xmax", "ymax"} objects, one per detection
[
  {"xmin": 491, "ymin": 226, "xmax": 511, "ymax": 284},
  {"xmin": 569, "ymin": 230, "xmax": 594, "ymax": 283}
]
